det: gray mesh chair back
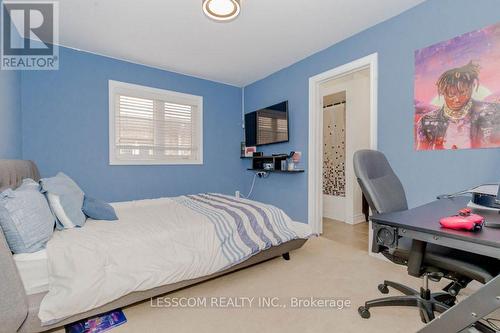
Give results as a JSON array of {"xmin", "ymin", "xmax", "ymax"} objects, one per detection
[{"xmin": 353, "ymin": 150, "xmax": 408, "ymax": 214}]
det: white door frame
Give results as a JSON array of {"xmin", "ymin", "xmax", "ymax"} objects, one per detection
[{"xmin": 308, "ymin": 53, "xmax": 378, "ymax": 235}]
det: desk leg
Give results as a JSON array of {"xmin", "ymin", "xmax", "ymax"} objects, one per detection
[
  {"xmin": 417, "ymin": 275, "xmax": 500, "ymax": 333},
  {"xmin": 407, "ymin": 239, "xmax": 426, "ymax": 277}
]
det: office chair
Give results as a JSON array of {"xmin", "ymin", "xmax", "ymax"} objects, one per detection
[{"xmin": 353, "ymin": 150, "xmax": 499, "ymax": 323}]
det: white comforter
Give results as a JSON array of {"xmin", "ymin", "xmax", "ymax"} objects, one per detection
[{"xmin": 39, "ymin": 194, "xmax": 312, "ymax": 324}]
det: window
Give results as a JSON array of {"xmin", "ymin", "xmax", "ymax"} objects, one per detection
[{"xmin": 109, "ymin": 80, "xmax": 203, "ymax": 165}]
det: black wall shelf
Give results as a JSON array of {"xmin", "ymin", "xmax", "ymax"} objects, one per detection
[
  {"xmin": 243, "ymin": 154, "xmax": 304, "ymax": 173},
  {"xmin": 247, "ymin": 168, "xmax": 304, "ymax": 173}
]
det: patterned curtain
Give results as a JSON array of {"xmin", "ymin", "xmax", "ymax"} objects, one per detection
[{"xmin": 323, "ymin": 103, "xmax": 346, "ymax": 197}]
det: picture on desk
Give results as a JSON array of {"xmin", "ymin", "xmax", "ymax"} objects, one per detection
[{"xmin": 414, "ymin": 21, "xmax": 500, "ymax": 150}]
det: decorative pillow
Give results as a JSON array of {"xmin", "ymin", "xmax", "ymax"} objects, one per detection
[
  {"xmin": 40, "ymin": 172, "xmax": 86, "ymax": 229},
  {"xmin": 82, "ymin": 196, "xmax": 118, "ymax": 221},
  {"xmin": 0, "ymin": 179, "xmax": 55, "ymax": 253}
]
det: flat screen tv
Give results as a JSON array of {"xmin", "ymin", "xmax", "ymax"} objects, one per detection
[{"xmin": 245, "ymin": 101, "xmax": 289, "ymax": 146}]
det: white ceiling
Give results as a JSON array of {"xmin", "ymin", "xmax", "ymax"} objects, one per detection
[{"xmin": 57, "ymin": 0, "xmax": 426, "ymax": 87}]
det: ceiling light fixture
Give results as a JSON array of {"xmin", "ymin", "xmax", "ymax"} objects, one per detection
[{"xmin": 202, "ymin": 0, "xmax": 241, "ymax": 22}]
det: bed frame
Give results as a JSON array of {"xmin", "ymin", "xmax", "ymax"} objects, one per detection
[{"xmin": 0, "ymin": 160, "xmax": 307, "ymax": 333}]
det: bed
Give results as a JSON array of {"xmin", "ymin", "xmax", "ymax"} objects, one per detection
[{"xmin": 0, "ymin": 160, "xmax": 310, "ymax": 333}]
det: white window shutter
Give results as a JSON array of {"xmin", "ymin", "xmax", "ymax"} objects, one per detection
[
  {"xmin": 161, "ymin": 102, "xmax": 195, "ymax": 158},
  {"xmin": 109, "ymin": 81, "xmax": 203, "ymax": 165}
]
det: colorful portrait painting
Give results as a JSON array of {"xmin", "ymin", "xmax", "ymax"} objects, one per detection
[{"xmin": 414, "ymin": 22, "xmax": 500, "ymax": 150}]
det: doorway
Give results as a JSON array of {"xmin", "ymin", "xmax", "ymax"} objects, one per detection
[{"xmin": 308, "ymin": 54, "xmax": 378, "ymax": 249}]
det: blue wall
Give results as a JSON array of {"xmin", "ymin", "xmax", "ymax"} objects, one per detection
[
  {"xmin": 243, "ymin": 0, "xmax": 500, "ymax": 223},
  {"xmin": 6, "ymin": 0, "xmax": 500, "ymax": 221},
  {"xmin": 21, "ymin": 47, "xmax": 243, "ymax": 202},
  {"xmin": 0, "ymin": 70, "xmax": 22, "ymax": 158},
  {"xmin": 0, "ymin": 0, "xmax": 23, "ymax": 159}
]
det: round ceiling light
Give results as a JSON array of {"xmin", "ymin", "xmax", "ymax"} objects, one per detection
[{"xmin": 202, "ymin": 0, "xmax": 241, "ymax": 22}]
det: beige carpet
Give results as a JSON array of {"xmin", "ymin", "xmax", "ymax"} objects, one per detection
[
  {"xmin": 54, "ymin": 235, "xmax": 490, "ymax": 333},
  {"xmin": 322, "ymin": 218, "xmax": 369, "ymax": 251}
]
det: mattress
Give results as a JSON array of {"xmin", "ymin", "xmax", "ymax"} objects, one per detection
[
  {"xmin": 38, "ymin": 194, "xmax": 313, "ymax": 324},
  {"xmin": 13, "ymin": 249, "xmax": 49, "ymax": 295}
]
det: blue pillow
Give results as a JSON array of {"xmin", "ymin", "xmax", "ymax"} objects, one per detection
[
  {"xmin": 40, "ymin": 172, "xmax": 86, "ymax": 229},
  {"xmin": 82, "ymin": 196, "xmax": 118, "ymax": 221},
  {"xmin": 0, "ymin": 179, "xmax": 55, "ymax": 253}
]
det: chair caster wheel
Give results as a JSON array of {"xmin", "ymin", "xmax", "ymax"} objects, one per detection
[
  {"xmin": 358, "ymin": 306, "xmax": 371, "ymax": 319},
  {"xmin": 378, "ymin": 284, "xmax": 389, "ymax": 294}
]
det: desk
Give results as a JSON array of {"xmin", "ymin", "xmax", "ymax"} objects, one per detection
[{"xmin": 371, "ymin": 197, "xmax": 500, "ymax": 332}]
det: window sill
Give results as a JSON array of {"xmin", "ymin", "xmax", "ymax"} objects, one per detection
[{"xmin": 109, "ymin": 159, "xmax": 203, "ymax": 166}]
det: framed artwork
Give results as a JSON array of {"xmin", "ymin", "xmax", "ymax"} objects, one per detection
[{"xmin": 414, "ymin": 22, "xmax": 500, "ymax": 150}]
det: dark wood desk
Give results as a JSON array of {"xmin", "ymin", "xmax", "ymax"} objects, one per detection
[
  {"xmin": 371, "ymin": 197, "xmax": 500, "ymax": 333},
  {"xmin": 371, "ymin": 197, "xmax": 500, "ymax": 259}
]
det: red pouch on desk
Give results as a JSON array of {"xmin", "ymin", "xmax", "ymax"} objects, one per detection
[{"xmin": 439, "ymin": 209, "xmax": 484, "ymax": 231}]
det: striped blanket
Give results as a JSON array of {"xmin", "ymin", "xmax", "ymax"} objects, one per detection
[
  {"xmin": 39, "ymin": 194, "xmax": 312, "ymax": 324},
  {"xmin": 175, "ymin": 194, "xmax": 312, "ymax": 267}
]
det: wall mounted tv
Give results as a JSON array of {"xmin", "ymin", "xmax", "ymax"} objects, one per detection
[{"xmin": 245, "ymin": 101, "xmax": 289, "ymax": 146}]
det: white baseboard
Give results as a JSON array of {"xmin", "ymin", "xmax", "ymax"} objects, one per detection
[
  {"xmin": 351, "ymin": 213, "xmax": 367, "ymax": 225},
  {"xmin": 343, "ymin": 213, "xmax": 367, "ymax": 225}
]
